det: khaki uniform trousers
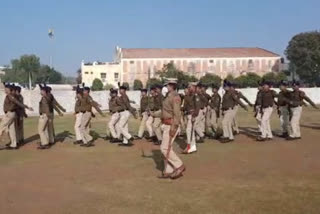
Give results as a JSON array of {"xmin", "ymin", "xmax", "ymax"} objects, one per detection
[
  {"xmin": 138, "ymin": 112, "xmax": 148, "ymax": 138},
  {"xmin": 205, "ymin": 106, "xmax": 212, "ymax": 134},
  {"xmin": 180, "ymin": 115, "xmax": 187, "ymax": 135},
  {"xmin": 232, "ymin": 105, "xmax": 240, "ymax": 134},
  {"xmin": 80, "ymin": 111, "xmax": 93, "ymax": 144},
  {"xmin": 38, "ymin": 114, "xmax": 49, "ymax": 146},
  {"xmin": 200, "ymin": 107, "xmax": 206, "ymax": 134},
  {"xmin": 152, "ymin": 110, "xmax": 162, "ymax": 141},
  {"xmin": 222, "ymin": 109, "xmax": 234, "ymax": 140},
  {"xmin": 15, "ymin": 114, "xmax": 24, "ymax": 143},
  {"xmin": 47, "ymin": 113, "xmax": 55, "ymax": 144},
  {"xmin": 186, "ymin": 115, "xmax": 196, "ymax": 151},
  {"xmin": 289, "ymin": 106, "xmax": 302, "ymax": 138},
  {"xmin": 208, "ymin": 109, "xmax": 219, "ymax": 135},
  {"xmin": 261, "ymin": 107, "xmax": 273, "ymax": 138},
  {"xmin": 255, "ymin": 106, "xmax": 262, "ymax": 133},
  {"xmin": 160, "ymin": 124, "xmax": 183, "ymax": 174},
  {"xmin": 145, "ymin": 115, "xmax": 154, "ymax": 137},
  {"xmin": 116, "ymin": 110, "xmax": 132, "ymax": 144},
  {"xmin": 0, "ymin": 112, "xmax": 17, "ymax": 147},
  {"xmin": 194, "ymin": 111, "xmax": 205, "ymax": 139},
  {"xmin": 74, "ymin": 112, "xmax": 89, "ymax": 141},
  {"xmin": 108, "ymin": 112, "xmax": 120, "ymax": 139},
  {"xmin": 279, "ymin": 106, "xmax": 290, "ymax": 135}
]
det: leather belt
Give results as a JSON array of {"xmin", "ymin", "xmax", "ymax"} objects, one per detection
[
  {"xmin": 262, "ymin": 105, "xmax": 273, "ymax": 109},
  {"xmin": 162, "ymin": 118, "xmax": 173, "ymax": 125},
  {"xmin": 222, "ymin": 107, "xmax": 233, "ymax": 111}
]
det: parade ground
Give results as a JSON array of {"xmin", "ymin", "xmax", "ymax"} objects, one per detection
[{"xmin": 1, "ymin": 107, "xmax": 320, "ymax": 214}]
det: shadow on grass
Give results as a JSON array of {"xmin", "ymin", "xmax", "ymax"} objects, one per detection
[
  {"xmin": 301, "ymin": 123, "xmax": 320, "ymax": 130},
  {"xmin": 20, "ymin": 134, "xmax": 40, "ymax": 147},
  {"xmin": 239, "ymin": 127, "xmax": 259, "ymax": 140},
  {"xmin": 141, "ymin": 149, "xmax": 164, "ymax": 172},
  {"xmin": 55, "ymin": 131, "xmax": 75, "ymax": 143}
]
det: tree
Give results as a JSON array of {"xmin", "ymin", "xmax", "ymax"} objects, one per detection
[
  {"xmin": 2, "ymin": 54, "xmax": 64, "ymax": 86},
  {"xmin": 157, "ymin": 62, "xmax": 198, "ymax": 89},
  {"xmin": 76, "ymin": 68, "xmax": 82, "ymax": 84},
  {"xmin": 199, "ymin": 73, "xmax": 222, "ymax": 87},
  {"xmin": 91, "ymin": 78, "xmax": 104, "ymax": 91},
  {"xmin": 285, "ymin": 31, "xmax": 320, "ymax": 85},
  {"xmin": 133, "ymin": 79, "xmax": 143, "ymax": 90},
  {"xmin": 262, "ymin": 72, "xmax": 287, "ymax": 84},
  {"xmin": 122, "ymin": 82, "xmax": 130, "ymax": 90},
  {"xmin": 225, "ymin": 74, "xmax": 235, "ymax": 82},
  {"xmin": 146, "ymin": 78, "xmax": 163, "ymax": 89},
  {"xmin": 104, "ymin": 83, "xmax": 115, "ymax": 90},
  {"xmin": 234, "ymin": 72, "xmax": 262, "ymax": 88}
]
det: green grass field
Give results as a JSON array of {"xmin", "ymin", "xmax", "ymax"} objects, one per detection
[{"xmin": 1, "ymin": 107, "xmax": 320, "ymax": 214}]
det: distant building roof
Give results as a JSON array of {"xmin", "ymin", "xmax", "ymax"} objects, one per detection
[{"xmin": 121, "ymin": 48, "xmax": 280, "ymax": 59}]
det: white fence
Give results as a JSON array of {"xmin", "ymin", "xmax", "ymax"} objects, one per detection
[{"xmin": 1, "ymin": 88, "xmax": 320, "ymax": 116}]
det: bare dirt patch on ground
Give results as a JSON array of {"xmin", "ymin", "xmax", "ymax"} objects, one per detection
[{"xmin": 1, "ymin": 107, "xmax": 320, "ymax": 214}]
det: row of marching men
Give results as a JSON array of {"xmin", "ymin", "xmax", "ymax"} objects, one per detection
[
  {"xmin": 0, "ymin": 83, "xmax": 66, "ymax": 149},
  {"xmin": 135, "ymin": 79, "xmax": 319, "ymax": 155}
]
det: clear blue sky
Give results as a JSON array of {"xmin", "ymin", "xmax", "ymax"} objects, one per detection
[{"xmin": 1, "ymin": 0, "xmax": 319, "ymax": 76}]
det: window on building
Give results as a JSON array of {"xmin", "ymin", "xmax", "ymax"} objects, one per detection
[
  {"xmin": 90, "ymin": 72, "xmax": 93, "ymax": 74},
  {"xmin": 101, "ymin": 73, "xmax": 107, "ymax": 82},
  {"xmin": 209, "ymin": 60, "xmax": 214, "ymax": 63},
  {"xmin": 130, "ymin": 61, "xmax": 135, "ymax": 64},
  {"xmin": 114, "ymin": 72, "xmax": 119, "ymax": 81},
  {"xmin": 85, "ymin": 72, "xmax": 89, "ymax": 75},
  {"xmin": 248, "ymin": 59, "xmax": 254, "ymax": 71}
]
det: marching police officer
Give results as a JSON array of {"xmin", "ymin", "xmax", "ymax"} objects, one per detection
[
  {"xmin": 117, "ymin": 85, "xmax": 136, "ymax": 146},
  {"xmin": 46, "ymin": 86, "xmax": 66, "ymax": 145},
  {"xmin": 207, "ymin": 84, "xmax": 221, "ymax": 139},
  {"xmin": 14, "ymin": 85, "xmax": 27, "ymax": 145},
  {"xmin": 79, "ymin": 86, "xmax": 104, "ymax": 147},
  {"xmin": 108, "ymin": 88, "xmax": 124, "ymax": 143},
  {"xmin": 254, "ymin": 82, "xmax": 263, "ymax": 134},
  {"xmin": 221, "ymin": 81, "xmax": 248, "ymax": 143},
  {"xmin": 151, "ymin": 85, "xmax": 163, "ymax": 145},
  {"xmin": 74, "ymin": 86, "xmax": 84, "ymax": 145},
  {"xmin": 136, "ymin": 89, "xmax": 149, "ymax": 139},
  {"xmin": 182, "ymin": 82, "xmax": 200, "ymax": 154},
  {"xmin": 277, "ymin": 81, "xmax": 292, "ymax": 138},
  {"xmin": 0, "ymin": 83, "xmax": 33, "ymax": 149},
  {"xmin": 287, "ymin": 81, "xmax": 319, "ymax": 140},
  {"xmin": 196, "ymin": 83, "xmax": 206, "ymax": 138},
  {"xmin": 257, "ymin": 81, "xmax": 277, "ymax": 141},
  {"xmin": 231, "ymin": 83, "xmax": 253, "ymax": 135},
  {"xmin": 145, "ymin": 87, "xmax": 156, "ymax": 141},
  {"xmin": 159, "ymin": 78, "xmax": 185, "ymax": 179},
  {"xmin": 38, "ymin": 85, "xmax": 53, "ymax": 149}
]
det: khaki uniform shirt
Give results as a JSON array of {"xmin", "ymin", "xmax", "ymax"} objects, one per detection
[
  {"xmin": 209, "ymin": 93, "xmax": 221, "ymax": 110},
  {"xmin": 109, "ymin": 96, "xmax": 123, "ymax": 113},
  {"xmin": 140, "ymin": 96, "xmax": 149, "ymax": 113},
  {"xmin": 254, "ymin": 90, "xmax": 263, "ymax": 107},
  {"xmin": 162, "ymin": 91, "xmax": 182, "ymax": 127},
  {"xmin": 290, "ymin": 90, "xmax": 316, "ymax": 108},
  {"xmin": 3, "ymin": 94, "xmax": 25, "ymax": 113},
  {"xmin": 39, "ymin": 96, "xmax": 51, "ymax": 115},
  {"xmin": 277, "ymin": 90, "xmax": 291, "ymax": 107},
  {"xmin": 222, "ymin": 91, "xmax": 244, "ymax": 110},
  {"xmin": 260, "ymin": 90, "xmax": 277, "ymax": 108}
]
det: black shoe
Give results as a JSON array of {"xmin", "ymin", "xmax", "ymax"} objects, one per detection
[
  {"xmin": 80, "ymin": 143, "xmax": 95, "ymax": 147},
  {"xmin": 279, "ymin": 133, "xmax": 289, "ymax": 138},
  {"xmin": 118, "ymin": 143, "xmax": 134, "ymax": 147},
  {"xmin": 37, "ymin": 145, "xmax": 50, "ymax": 150},
  {"xmin": 256, "ymin": 137, "xmax": 267, "ymax": 142},
  {"xmin": 6, "ymin": 146, "xmax": 18, "ymax": 150},
  {"xmin": 286, "ymin": 136, "xmax": 300, "ymax": 141},
  {"xmin": 221, "ymin": 138, "xmax": 234, "ymax": 143},
  {"xmin": 154, "ymin": 140, "xmax": 161, "ymax": 145},
  {"xmin": 197, "ymin": 137, "xmax": 205, "ymax": 143},
  {"xmin": 73, "ymin": 140, "xmax": 82, "ymax": 145}
]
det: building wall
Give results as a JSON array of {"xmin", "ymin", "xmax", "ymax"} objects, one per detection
[
  {"xmin": 121, "ymin": 57, "xmax": 281, "ymax": 86},
  {"xmin": 81, "ymin": 62, "xmax": 121, "ymax": 87}
]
